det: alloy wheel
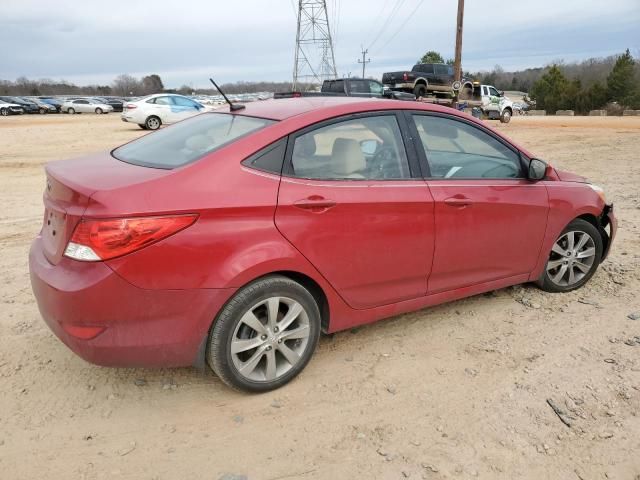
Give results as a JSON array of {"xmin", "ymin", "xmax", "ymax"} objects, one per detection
[
  {"xmin": 546, "ymin": 230, "xmax": 596, "ymax": 287},
  {"xmin": 230, "ymin": 296, "xmax": 311, "ymax": 382}
]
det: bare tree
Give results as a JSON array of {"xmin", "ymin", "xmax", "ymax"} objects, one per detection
[{"xmin": 112, "ymin": 74, "xmax": 142, "ymax": 96}]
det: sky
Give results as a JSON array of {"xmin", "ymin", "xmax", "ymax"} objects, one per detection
[{"xmin": 1, "ymin": 0, "xmax": 638, "ymax": 88}]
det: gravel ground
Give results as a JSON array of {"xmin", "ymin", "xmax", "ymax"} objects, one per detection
[{"xmin": 0, "ymin": 113, "xmax": 639, "ymax": 480}]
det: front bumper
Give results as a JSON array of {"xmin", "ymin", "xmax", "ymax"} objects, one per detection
[
  {"xmin": 29, "ymin": 235, "xmax": 235, "ymax": 367},
  {"xmin": 601, "ymin": 203, "xmax": 617, "ymax": 260}
]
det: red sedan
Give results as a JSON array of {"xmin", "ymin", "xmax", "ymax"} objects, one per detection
[{"xmin": 29, "ymin": 97, "xmax": 616, "ymax": 392}]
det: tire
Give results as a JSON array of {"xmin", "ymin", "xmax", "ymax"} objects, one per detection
[
  {"xmin": 39, "ymin": 107, "xmax": 47, "ymax": 114},
  {"xmin": 145, "ymin": 116, "xmax": 161, "ymax": 130},
  {"xmin": 138, "ymin": 124, "xmax": 148, "ymax": 130},
  {"xmin": 413, "ymin": 83, "xmax": 427, "ymax": 98},
  {"xmin": 207, "ymin": 275, "xmax": 321, "ymax": 393},
  {"xmin": 67, "ymin": 107, "xmax": 75, "ymax": 115},
  {"xmin": 95, "ymin": 107, "xmax": 103, "ymax": 114},
  {"xmin": 0, "ymin": 107, "xmax": 7, "ymax": 116},
  {"xmin": 500, "ymin": 108, "xmax": 512, "ymax": 123},
  {"xmin": 536, "ymin": 219, "xmax": 603, "ymax": 293}
]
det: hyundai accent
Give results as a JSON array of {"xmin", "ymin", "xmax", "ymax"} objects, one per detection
[{"xmin": 29, "ymin": 97, "xmax": 616, "ymax": 392}]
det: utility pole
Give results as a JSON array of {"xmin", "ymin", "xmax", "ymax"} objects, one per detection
[
  {"xmin": 453, "ymin": 0, "xmax": 464, "ymax": 82},
  {"xmin": 292, "ymin": 0, "xmax": 338, "ymax": 90},
  {"xmin": 357, "ymin": 47, "xmax": 371, "ymax": 78}
]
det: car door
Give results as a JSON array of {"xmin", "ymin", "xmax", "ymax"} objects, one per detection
[
  {"xmin": 275, "ymin": 112, "xmax": 435, "ymax": 310},
  {"xmin": 408, "ymin": 112, "xmax": 548, "ymax": 294},
  {"xmin": 149, "ymin": 96, "xmax": 175, "ymax": 123},
  {"xmin": 74, "ymin": 99, "xmax": 89, "ymax": 112}
]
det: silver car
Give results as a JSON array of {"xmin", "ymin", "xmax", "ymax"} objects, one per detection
[{"xmin": 62, "ymin": 98, "xmax": 114, "ymax": 115}]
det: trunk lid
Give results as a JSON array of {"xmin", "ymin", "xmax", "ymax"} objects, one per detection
[{"xmin": 41, "ymin": 152, "xmax": 171, "ymax": 265}]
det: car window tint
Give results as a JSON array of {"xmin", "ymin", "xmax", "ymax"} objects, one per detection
[
  {"xmin": 489, "ymin": 87, "xmax": 500, "ymax": 96},
  {"xmin": 242, "ymin": 139, "xmax": 286, "ymax": 174},
  {"xmin": 435, "ymin": 64, "xmax": 449, "ymax": 75},
  {"xmin": 154, "ymin": 96, "xmax": 173, "ymax": 106},
  {"xmin": 349, "ymin": 80, "xmax": 368, "ymax": 93},
  {"xmin": 291, "ymin": 116, "xmax": 410, "ymax": 180},
  {"xmin": 173, "ymin": 96, "xmax": 199, "ymax": 107},
  {"xmin": 328, "ymin": 81, "xmax": 344, "ymax": 93},
  {"xmin": 113, "ymin": 113, "xmax": 275, "ymax": 169},
  {"xmin": 412, "ymin": 115, "xmax": 522, "ymax": 179}
]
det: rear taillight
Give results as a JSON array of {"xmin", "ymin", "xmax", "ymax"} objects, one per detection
[
  {"xmin": 125, "ymin": 104, "xmax": 137, "ymax": 110},
  {"xmin": 403, "ymin": 73, "xmax": 408, "ymax": 81},
  {"xmin": 64, "ymin": 214, "xmax": 198, "ymax": 261}
]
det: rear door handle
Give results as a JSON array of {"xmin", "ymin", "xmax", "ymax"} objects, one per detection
[
  {"xmin": 444, "ymin": 196, "xmax": 473, "ymax": 207},
  {"xmin": 293, "ymin": 196, "xmax": 337, "ymax": 212}
]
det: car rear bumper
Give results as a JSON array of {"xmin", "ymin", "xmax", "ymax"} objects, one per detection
[{"xmin": 29, "ymin": 235, "xmax": 235, "ymax": 368}]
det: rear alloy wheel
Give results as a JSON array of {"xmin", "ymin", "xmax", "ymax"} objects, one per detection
[
  {"xmin": 67, "ymin": 107, "xmax": 75, "ymax": 114},
  {"xmin": 207, "ymin": 275, "xmax": 321, "ymax": 392},
  {"xmin": 537, "ymin": 219, "xmax": 603, "ymax": 293},
  {"xmin": 0, "ymin": 107, "xmax": 7, "ymax": 116},
  {"xmin": 145, "ymin": 116, "xmax": 161, "ymax": 130},
  {"xmin": 95, "ymin": 107, "xmax": 103, "ymax": 114}
]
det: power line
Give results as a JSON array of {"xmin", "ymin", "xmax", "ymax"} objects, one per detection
[
  {"xmin": 367, "ymin": 0, "xmax": 409, "ymax": 51},
  {"xmin": 376, "ymin": 0, "xmax": 426, "ymax": 53}
]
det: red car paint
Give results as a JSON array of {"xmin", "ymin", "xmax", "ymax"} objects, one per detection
[{"xmin": 29, "ymin": 97, "xmax": 617, "ymax": 367}]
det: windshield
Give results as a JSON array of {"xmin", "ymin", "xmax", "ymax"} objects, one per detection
[{"xmin": 112, "ymin": 113, "xmax": 275, "ymax": 169}]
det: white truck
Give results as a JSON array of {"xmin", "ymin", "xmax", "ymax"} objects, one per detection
[{"xmin": 459, "ymin": 82, "xmax": 514, "ymax": 123}]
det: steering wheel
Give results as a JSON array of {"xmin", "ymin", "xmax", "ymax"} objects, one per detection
[{"xmin": 370, "ymin": 146, "xmax": 398, "ymax": 179}]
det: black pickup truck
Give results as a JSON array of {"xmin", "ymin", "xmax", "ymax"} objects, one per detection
[
  {"xmin": 382, "ymin": 63, "xmax": 471, "ymax": 98},
  {"xmin": 274, "ymin": 78, "xmax": 414, "ymax": 100}
]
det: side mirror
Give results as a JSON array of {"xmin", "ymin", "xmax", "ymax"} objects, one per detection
[
  {"xmin": 528, "ymin": 158, "xmax": 548, "ymax": 181},
  {"xmin": 360, "ymin": 139, "xmax": 379, "ymax": 156},
  {"xmin": 499, "ymin": 91, "xmax": 504, "ymax": 97}
]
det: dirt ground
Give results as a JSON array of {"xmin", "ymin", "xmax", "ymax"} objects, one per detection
[{"xmin": 1, "ymin": 113, "xmax": 639, "ymax": 480}]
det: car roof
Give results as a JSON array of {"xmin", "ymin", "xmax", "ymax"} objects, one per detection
[{"xmin": 219, "ymin": 96, "xmax": 461, "ymax": 121}]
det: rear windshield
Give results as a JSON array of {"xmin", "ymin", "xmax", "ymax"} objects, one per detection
[{"xmin": 113, "ymin": 113, "xmax": 275, "ymax": 169}]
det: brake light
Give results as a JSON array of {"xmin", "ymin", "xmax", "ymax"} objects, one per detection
[
  {"xmin": 64, "ymin": 214, "xmax": 198, "ymax": 261},
  {"xmin": 403, "ymin": 73, "xmax": 408, "ymax": 81},
  {"xmin": 125, "ymin": 104, "xmax": 137, "ymax": 110}
]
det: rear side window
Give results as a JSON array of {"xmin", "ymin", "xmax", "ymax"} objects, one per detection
[
  {"xmin": 434, "ymin": 64, "xmax": 450, "ymax": 75},
  {"xmin": 242, "ymin": 138, "xmax": 287, "ymax": 174},
  {"xmin": 113, "ymin": 113, "xmax": 275, "ymax": 169},
  {"xmin": 414, "ymin": 64, "xmax": 434, "ymax": 74}
]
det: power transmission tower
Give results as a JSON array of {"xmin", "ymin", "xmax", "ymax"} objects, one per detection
[
  {"xmin": 357, "ymin": 47, "xmax": 370, "ymax": 78},
  {"xmin": 292, "ymin": 0, "xmax": 338, "ymax": 90}
]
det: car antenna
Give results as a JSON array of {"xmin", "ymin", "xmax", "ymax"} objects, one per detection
[{"xmin": 209, "ymin": 78, "xmax": 245, "ymax": 112}]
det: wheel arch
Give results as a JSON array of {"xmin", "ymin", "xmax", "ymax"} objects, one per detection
[
  {"xmin": 577, "ymin": 212, "xmax": 610, "ymax": 260},
  {"xmin": 414, "ymin": 78, "xmax": 428, "ymax": 86}
]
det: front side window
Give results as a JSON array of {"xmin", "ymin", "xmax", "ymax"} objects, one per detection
[
  {"xmin": 349, "ymin": 80, "xmax": 368, "ymax": 93},
  {"xmin": 368, "ymin": 81, "xmax": 383, "ymax": 94},
  {"xmin": 173, "ymin": 96, "xmax": 200, "ymax": 108},
  {"xmin": 434, "ymin": 64, "xmax": 449, "ymax": 75},
  {"xmin": 291, "ymin": 115, "xmax": 410, "ymax": 180},
  {"xmin": 412, "ymin": 115, "xmax": 522, "ymax": 179},
  {"xmin": 113, "ymin": 113, "xmax": 275, "ymax": 169},
  {"xmin": 489, "ymin": 87, "xmax": 500, "ymax": 97}
]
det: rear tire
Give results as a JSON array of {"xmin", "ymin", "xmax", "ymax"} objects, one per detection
[
  {"xmin": 414, "ymin": 83, "xmax": 427, "ymax": 98},
  {"xmin": 207, "ymin": 275, "xmax": 321, "ymax": 393},
  {"xmin": 95, "ymin": 107, "xmax": 103, "ymax": 114},
  {"xmin": 39, "ymin": 107, "xmax": 47, "ymax": 114},
  {"xmin": 536, "ymin": 219, "xmax": 603, "ymax": 293},
  {"xmin": 67, "ymin": 107, "xmax": 75, "ymax": 114},
  {"xmin": 145, "ymin": 116, "xmax": 161, "ymax": 130}
]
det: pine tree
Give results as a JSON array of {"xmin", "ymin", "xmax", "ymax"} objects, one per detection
[{"xmin": 606, "ymin": 49, "xmax": 636, "ymax": 106}]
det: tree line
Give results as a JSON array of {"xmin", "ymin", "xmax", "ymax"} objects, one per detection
[{"xmin": 471, "ymin": 49, "xmax": 640, "ymax": 113}]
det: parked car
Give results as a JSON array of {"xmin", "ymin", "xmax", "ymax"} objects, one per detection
[
  {"xmin": 0, "ymin": 100, "xmax": 24, "ymax": 116},
  {"xmin": 382, "ymin": 63, "xmax": 473, "ymax": 98},
  {"xmin": 274, "ymin": 78, "xmax": 414, "ymax": 100},
  {"xmin": 37, "ymin": 97, "xmax": 64, "ymax": 113},
  {"xmin": 121, "ymin": 93, "xmax": 210, "ymax": 130},
  {"xmin": 29, "ymin": 97, "xmax": 616, "ymax": 392},
  {"xmin": 23, "ymin": 97, "xmax": 57, "ymax": 114},
  {"xmin": 92, "ymin": 97, "xmax": 124, "ymax": 112},
  {"xmin": 62, "ymin": 98, "xmax": 114, "ymax": 114},
  {"xmin": 0, "ymin": 96, "xmax": 40, "ymax": 114}
]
